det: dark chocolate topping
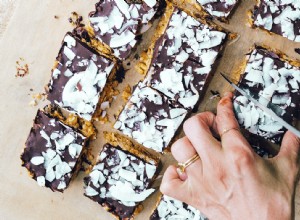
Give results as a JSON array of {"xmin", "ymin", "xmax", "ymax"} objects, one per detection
[
  {"xmin": 84, "ymin": 144, "xmax": 158, "ymax": 218},
  {"xmin": 47, "ymin": 32, "xmax": 115, "ymax": 121},
  {"xmin": 252, "ymin": 1, "xmax": 300, "ymax": 42},
  {"xmin": 21, "ymin": 110, "xmax": 86, "ymax": 192}
]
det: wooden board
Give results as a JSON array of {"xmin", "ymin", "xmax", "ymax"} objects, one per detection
[{"xmin": 0, "ymin": 0, "xmax": 300, "ymax": 219}]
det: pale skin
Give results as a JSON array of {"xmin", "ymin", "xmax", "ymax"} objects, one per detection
[{"xmin": 160, "ymin": 92, "xmax": 300, "ymax": 220}]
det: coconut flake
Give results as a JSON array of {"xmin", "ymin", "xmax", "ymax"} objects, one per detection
[
  {"xmin": 31, "ymin": 156, "xmax": 45, "ymax": 165},
  {"xmin": 52, "ymin": 68, "xmax": 61, "ymax": 79},
  {"xmin": 40, "ymin": 130, "xmax": 52, "ymax": 147},
  {"xmin": 145, "ymin": 164, "xmax": 156, "ymax": 179},
  {"xmin": 37, "ymin": 176, "xmax": 45, "ymax": 187},
  {"xmin": 119, "ymin": 168, "xmax": 137, "ymax": 182},
  {"xmin": 64, "ymin": 46, "xmax": 76, "ymax": 61},
  {"xmin": 45, "ymin": 168, "xmax": 55, "ymax": 182},
  {"xmin": 110, "ymin": 31, "xmax": 136, "ymax": 48},
  {"xmin": 109, "ymin": 181, "xmax": 155, "ymax": 203},
  {"xmin": 57, "ymin": 181, "xmax": 67, "ymax": 190},
  {"xmin": 64, "ymin": 34, "xmax": 76, "ymax": 48},
  {"xmin": 85, "ymin": 185, "xmax": 99, "ymax": 196},
  {"xmin": 144, "ymin": 0, "xmax": 156, "ymax": 8}
]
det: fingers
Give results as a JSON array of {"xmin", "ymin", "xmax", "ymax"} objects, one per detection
[
  {"xmin": 171, "ymin": 137, "xmax": 201, "ymax": 181},
  {"xmin": 160, "ymin": 165, "xmax": 187, "ymax": 202},
  {"xmin": 217, "ymin": 92, "xmax": 252, "ymax": 150},
  {"xmin": 277, "ymin": 130, "xmax": 300, "ymax": 166},
  {"xmin": 183, "ymin": 112, "xmax": 221, "ymax": 159}
]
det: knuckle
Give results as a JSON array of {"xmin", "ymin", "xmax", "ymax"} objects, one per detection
[
  {"xmin": 171, "ymin": 138, "xmax": 185, "ymax": 154},
  {"xmin": 183, "ymin": 115, "xmax": 197, "ymax": 131},
  {"xmin": 214, "ymin": 167, "xmax": 226, "ymax": 181},
  {"xmin": 229, "ymin": 147, "xmax": 254, "ymax": 168},
  {"xmin": 184, "ymin": 112, "xmax": 214, "ymax": 132},
  {"xmin": 183, "ymin": 116, "xmax": 201, "ymax": 133}
]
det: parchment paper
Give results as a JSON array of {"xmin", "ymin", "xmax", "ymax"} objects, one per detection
[{"xmin": 1, "ymin": 0, "xmax": 300, "ymax": 219}]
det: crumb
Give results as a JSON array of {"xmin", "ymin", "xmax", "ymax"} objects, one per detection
[
  {"xmin": 98, "ymin": 115, "xmax": 110, "ymax": 124},
  {"xmin": 295, "ymin": 48, "xmax": 300, "ymax": 55},
  {"xmin": 122, "ymin": 85, "xmax": 132, "ymax": 102},
  {"xmin": 210, "ymin": 90, "xmax": 220, "ymax": 99},
  {"xmin": 30, "ymin": 88, "xmax": 33, "ymax": 92},
  {"xmin": 29, "ymin": 100, "xmax": 37, "ymax": 107},
  {"xmin": 15, "ymin": 58, "xmax": 29, "ymax": 78},
  {"xmin": 54, "ymin": 15, "xmax": 59, "ymax": 19},
  {"xmin": 68, "ymin": 11, "xmax": 84, "ymax": 27},
  {"xmin": 228, "ymin": 34, "xmax": 240, "ymax": 46},
  {"xmin": 29, "ymin": 93, "xmax": 47, "ymax": 107},
  {"xmin": 32, "ymin": 93, "xmax": 46, "ymax": 101}
]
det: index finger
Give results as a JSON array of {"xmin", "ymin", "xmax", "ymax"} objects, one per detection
[
  {"xmin": 217, "ymin": 92, "xmax": 252, "ymax": 150},
  {"xmin": 183, "ymin": 112, "xmax": 221, "ymax": 160}
]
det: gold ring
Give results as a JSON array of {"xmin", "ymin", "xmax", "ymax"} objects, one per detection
[
  {"xmin": 177, "ymin": 154, "xmax": 200, "ymax": 173},
  {"xmin": 220, "ymin": 127, "xmax": 239, "ymax": 137}
]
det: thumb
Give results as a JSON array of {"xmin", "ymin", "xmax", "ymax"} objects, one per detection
[
  {"xmin": 160, "ymin": 165, "xmax": 187, "ymax": 202},
  {"xmin": 278, "ymin": 130, "xmax": 300, "ymax": 166}
]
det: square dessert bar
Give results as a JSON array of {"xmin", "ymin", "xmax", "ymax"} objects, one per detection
[
  {"xmin": 89, "ymin": 0, "xmax": 165, "ymax": 60},
  {"xmin": 84, "ymin": 143, "xmax": 159, "ymax": 219},
  {"xmin": 196, "ymin": 0, "xmax": 239, "ymax": 20},
  {"xmin": 21, "ymin": 110, "xmax": 87, "ymax": 192},
  {"xmin": 144, "ymin": 9, "xmax": 227, "ymax": 109},
  {"xmin": 114, "ymin": 83, "xmax": 188, "ymax": 152},
  {"xmin": 233, "ymin": 46, "xmax": 300, "ymax": 145},
  {"xmin": 47, "ymin": 32, "xmax": 116, "ymax": 121},
  {"xmin": 252, "ymin": 0, "xmax": 300, "ymax": 42},
  {"xmin": 150, "ymin": 195, "xmax": 207, "ymax": 220}
]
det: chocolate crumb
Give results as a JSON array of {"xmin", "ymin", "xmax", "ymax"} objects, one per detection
[
  {"xmin": 295, "ymin": 48, "xmax": 300, "ymax": 55},
  {"xmin": 115, "ymin": 65, "xmax": 125, "ymax": 83},
  {"xmin": 210, "ymin": 90, "xmax": 220, "ymax": 99},
  {"xmin": 54, "ymin": 15, "xmax": 59, "ymax": 19},
  {"xmin": 69, "ymin": 12, "xmax": 84, "ymax": 27}
]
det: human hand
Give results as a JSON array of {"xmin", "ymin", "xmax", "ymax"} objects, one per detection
[{"xmin": 160, "ymin": 92, "xmax": 300, "ymax": 220}]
